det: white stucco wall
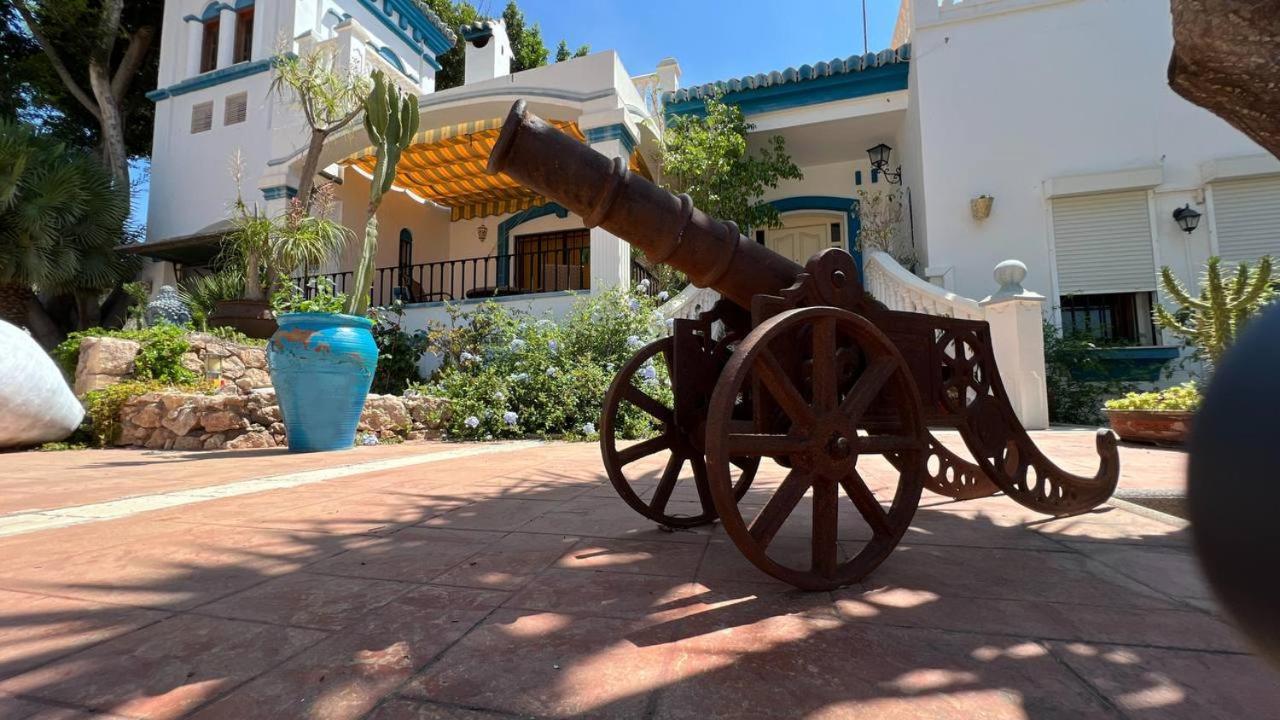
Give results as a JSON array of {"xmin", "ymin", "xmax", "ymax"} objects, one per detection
[{"xmin": 908, "ymin": 0, "xmax": 1268, "ymax": 304}]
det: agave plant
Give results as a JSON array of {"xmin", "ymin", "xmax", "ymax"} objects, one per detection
[
  {"xmin": 1155, "ymin": 255, "xmax": 1274, "ymax": 371},
  {"xmin": 0, "ymin": 119, "xmax": 136, "ymax": 331}
]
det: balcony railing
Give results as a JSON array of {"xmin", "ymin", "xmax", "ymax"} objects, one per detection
[{"xmin": 296, "ymin": 248, "xmax": 591, "ymax": 308}]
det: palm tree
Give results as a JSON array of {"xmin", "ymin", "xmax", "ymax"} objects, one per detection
[{"xmin": 0, "ymin": 119, "xmax": 137, "ymax": 337}]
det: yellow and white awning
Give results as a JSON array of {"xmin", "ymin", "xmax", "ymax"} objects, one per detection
[{"xmin": 343, "ymin": 117, "xmax": 646, "ymax": 221}]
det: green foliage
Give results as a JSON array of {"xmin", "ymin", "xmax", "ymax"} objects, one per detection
[
  {"xmin": 179, "ymin": 270, "xmax": 245, "ymax": 330},
  {"xmin": 503, "ymin": 0, "xmax": 548, "ymax": 72},
  {"xmin": 53, "ymin": 324, "xmax": 200, "ymax": 385},
  {"xmin": 554, "ymin": 39, "xmax": 590, "ymax": 62},
  {"xmin": 272, "ymin": 277, "xmax": 349, "ymax": 315},
  {"xmin": 372, "ymin": 302, "xmax": 429, "ymax": 394},
  {"xmin": 1043, "ymin": 321, "xmax": 1129, "ymax": 425},
  {"xmin": 0, "ymin": 1, "xmax": 160, "ymax": 159},
  {"xmin": 661, "ymin": 95, "xmax": 803, "ymax": 231},
  {"xmin": 1155, "ymin": 256, "xmax": 1273, "ymax": 371},
  {"xmin": 0, "ymin": 118, "xmax": 137, "ymax": 297},
  {"xmin": 1105, "ymin": 382, "xmax": 1202, "ymax": 412},
  {"xmin": 122, "ymin": 281, "xmax": 150, "ymax": 328},
  {"xmin": 420, "ymin": 286, "xmax": 667, "ymax": 440},
  {"xmin": 271, "ymin": 48, "xmax": 372, "ymax": 131},
  {"xmin": 200, "ymin": 325, "xmax": 267, "ymax": 348},
  {"xmin": 82, "ymin": 379, "xmax": 213, "ymax": 447},
  {"xmin": 349, "ymin": 70, "xmax": 419, "ymax": 316}
]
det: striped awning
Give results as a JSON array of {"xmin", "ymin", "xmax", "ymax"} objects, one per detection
[{"xmin": 343, "ymin": 118, "xmax": 584, "ymax": 221}]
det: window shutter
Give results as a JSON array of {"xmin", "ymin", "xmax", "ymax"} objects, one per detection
[
  {"xmin": 1211, "ymin": 175, "xmax": 1280, "ymax": 264},
  {"xmin": 190, "ymin": 101, "xmax": 213, "ymax": 133},
  {"xmin": 1052, "ymin": 191, "xmax": 1155, "ymax": 295},
  {"xmin": 224, "ymin": 92, "xmax": 247, "ymax": 125}
]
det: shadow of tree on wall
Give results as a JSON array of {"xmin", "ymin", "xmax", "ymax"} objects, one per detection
[{"xmin": 0, "ymin": 445, "xmax": 1270, "ymax": 720}]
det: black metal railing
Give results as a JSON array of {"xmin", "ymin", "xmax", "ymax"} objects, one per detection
[
  {"xmin": 631, "ymin": 260, "xmax": 660, "ymax": 297},
  {"xmin": 295, "ymin": 247, "xmax": 591, "ymax": 307}
]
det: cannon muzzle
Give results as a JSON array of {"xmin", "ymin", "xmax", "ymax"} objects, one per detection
[{"xmin": 488, "ymin": 100, "xmax": 803, "ymax": 308}]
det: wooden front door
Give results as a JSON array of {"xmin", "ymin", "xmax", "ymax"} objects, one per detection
[{"xmin": 764, "ymin": 223, "xmax": 834, "ymax": 265}]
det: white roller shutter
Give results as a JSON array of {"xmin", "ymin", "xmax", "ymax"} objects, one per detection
[
  {"xmin": 1052, "ymin": 191, "xmax": 1155, "ymax": 295},
  {"xmin": 1211, "ymin": 175, "xmax": 1280, "ymax": 264}
]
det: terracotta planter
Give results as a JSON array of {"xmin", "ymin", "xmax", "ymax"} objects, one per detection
[
  {"xmin": 209, "ymin": 299, "xmax": 277, "ymax": 339},
  {"xmin": 1106, "ymin": 409, "xmax": 1193, "ymax": 445}
]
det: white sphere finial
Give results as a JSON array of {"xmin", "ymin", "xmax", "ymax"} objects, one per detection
[{"xmin": 993, "ymin": 259, "xmax": 1027, "ymax": 291}]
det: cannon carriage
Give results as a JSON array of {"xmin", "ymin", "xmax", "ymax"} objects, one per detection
[{"xmin": 489, "ymin": 101, "xmax": 1119, "ymax": 590}]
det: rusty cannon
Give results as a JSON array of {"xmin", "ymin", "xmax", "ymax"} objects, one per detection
[{"xmin": 489, "ymin": 100, "xmax": 1119, "ymax": 590}]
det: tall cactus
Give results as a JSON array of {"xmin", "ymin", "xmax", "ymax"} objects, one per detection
[
  {"xmin": 1155, "ymin": 255, "xmax": 1274, "ymax": 370},
  {"xmin": 346, "ymin": 70, "xmax": 419, "ymax": 316}
]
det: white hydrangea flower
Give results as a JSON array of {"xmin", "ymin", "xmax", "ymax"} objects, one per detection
[
  {"xmin": 464, "ymin": 416, "xmax": 480, "ymax": 429},
  {"xmin": 509, "ymin": 338, "xmax": 527, "ymax": 352},
  {"xmin": 626, "ymin": 335, "xmax": 643, "ymax": 350},
  {"xmin": 657, "ymin": 291, "xmax": 669, "ymax": 302},
  {"xmin": 582, "ymin": 422, "xmax": 596, "ymax": 434},
  {"xmin": 628, "ymin": 298, "xmax": 641, "ymax": 312},
  {"xmin": 503, "ymin": 410, "xmax": 519, "ymax": 426},
  {"xmin": 639, "ymin": 364, "xmax": 657, "ymax": 381}
]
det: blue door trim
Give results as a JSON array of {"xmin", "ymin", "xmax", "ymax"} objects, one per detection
[
  {"xmin": 765, "ymin": 196, "xmax": 862, "ymax": 274},
  {"xmin": 496, "ymin": 203, "xmax": 570, "ymax": 285}
]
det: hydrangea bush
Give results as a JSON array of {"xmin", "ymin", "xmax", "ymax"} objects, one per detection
[{"xmin": 419, "ymin": 286, "xmax": 671, "ymax": 440}]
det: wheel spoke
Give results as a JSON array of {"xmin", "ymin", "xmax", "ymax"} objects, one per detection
[
  {"xmin": 811, "ymin": 317, "xmax": 838, "ymax": 413},
  {"xmin": 838, "ymin": 356, "xmax": 897, "ymax": 422},
  {"xmin": 649, "ymin": 453, "xmax": 683, "ymax": 515},
  {"xmin": 724, "ymin": 433, "xmax": 808, "ymax": 457},
  {"xmin": 811, "ymin": 477, "xmax": 839, "ymax": 578},
  {"xmin": 748, "ymin": 470, "xmax": 812, "ymax": 548},
  {"xmin": 617, "ymin": 434, "xmax": 671, "ymax": 465},
  {"xmin": 855, "ymin": 434, "xmax": 923, "ymax": 455},
  {"xmin": 690, "ymin": 455, "xmax": 716, "ymax": 515},
  {"xmin": 839, "ymin": 470, "xmax": 892, "ymax": 537},
  {"xmin": 755, "ymin": 349, "xmax": 816, "ymax": 427},
  {"xmin": 623, "ymin": 384, "xmax": 673, "ymax": 425}
]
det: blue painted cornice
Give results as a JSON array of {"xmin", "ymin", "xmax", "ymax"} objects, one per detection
[
  {"xmin": 356, "ymin": 0, "xmax": 456, "ymax": 59},
  {"xmin": 665, "ymin": 45, "xmax": 910, "ymax": 117},
  {"xmin": 146, "ymin": 56, "xmax": 282, "ymax": 101},
  {"xmin": 583, "ymin": 124, "xmax": 638, "ymax": 157}
]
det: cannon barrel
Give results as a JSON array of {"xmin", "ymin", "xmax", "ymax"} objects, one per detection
[{"xmin": 487, "ymin": 101, "xmax": 803, "ymax": 308}]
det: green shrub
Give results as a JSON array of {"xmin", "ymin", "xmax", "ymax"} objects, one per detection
[
  {"xmin": 200, "ymin": 326, "xmax": 267, "ymax": 347},
  {"xmin": 81, "ymin": 379, "xmax": 215, "ymax": 447},
  {"xmin": 53, "ymin": 324, "xmax": 200, "ymax": 384},
  {"xmin": 1105, "ymin": 382, "xmax": 1201, "ymax": 412},
  {"xmin": 418, "ymin": 286, "xmax": 668, "ymax": 440},
  {"xmin": 271, "ymin": 276, "xmax": 348, "ymax": 315},
  {"xmin": 1043, "ymin": 321, "xmax": 1129, "ymax": 425},
  {"xmin": 371, "ymin": 302, "xmax": 429, "ymax": 394}
]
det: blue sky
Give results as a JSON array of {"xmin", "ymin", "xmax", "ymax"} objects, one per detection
[{"xmin": 130, "ymin": 1, "xmax": 899, "ymax": 232}]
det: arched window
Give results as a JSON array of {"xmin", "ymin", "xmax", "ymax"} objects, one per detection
[{"xmin": 199, "ymin": 6, "xmax": 220, "ymax": 73}]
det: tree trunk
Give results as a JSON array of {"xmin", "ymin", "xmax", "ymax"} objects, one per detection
[
  {"xmin": 295, "ymin": 129, "xmax": 330, "ymax": 215},
  {"xmin": 1168, "ymin": 0, "xmax": 1280, "ymax": 159},
  {"xmin": 0, "ymin": 283, "xmax": 31, "ymax": 329},
  {"xmin": 87, "ymin": 60, "xmax": 130, "ymax": 186},
  {"xmin": 24, "ymin": 295, "xmax": 64, "ymax": 349},
  {"xmin": 74, "ymin": 290, "xmax": 103, "ymax": 330},
  {"xmin": 244, "ymin": 249, "xmax": 264, "ymax": 301}
]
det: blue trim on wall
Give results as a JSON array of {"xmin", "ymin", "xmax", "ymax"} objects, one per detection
[
  {"xmin": 356, "ymin": 0, "xmax": 454, "ymax": 59},
  {"xmin": 261, "ymin": 185, "xmax": 299, "ymax": 201},
  {"xmin": 666, "ymin": 63, "xmax": 908, "ymax": 117},
  {"xmin": 766, "ymin": 196, "xmax": 863, "ymax": 275},
  {"xmin": 496, "ymin": 203, "xmax": 570, "ymax": 284},
  {"xmin": 583, "ymin": 124, "xmax": 637, "ymax": 157},
  {"xmin": 146, "ymin": 56, "xmax": 279, "ymax": 101},
  {"xmin": 377, "ymin": 45, "xmax": 406, "ymax": 73}
]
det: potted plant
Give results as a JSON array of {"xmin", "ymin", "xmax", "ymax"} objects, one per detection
[
  {"xmin": 267, "ymin": 70, "xmax": 417, "ymax": 452},
  {"xmin": 1104, "ymin": 382, "xmax": 1200, "ymax": 444}
]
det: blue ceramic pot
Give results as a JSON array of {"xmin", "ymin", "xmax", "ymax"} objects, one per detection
[{"xmin": 268, "ymin": 312, "xmax": 378, "ymax": 452}]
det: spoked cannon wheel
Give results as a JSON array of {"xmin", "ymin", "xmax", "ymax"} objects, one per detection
[
  {"xmin": 601, "ymin": 337, "xmax": 760, "ymax": 528},
  {"xmin": 705, "ymin": 307, "xmax": 927, "ymax": 590}
]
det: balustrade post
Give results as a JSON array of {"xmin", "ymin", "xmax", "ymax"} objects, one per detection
[{"xmin": 980, "ymin": 260, "xmax": 1049, "ymax": 430}]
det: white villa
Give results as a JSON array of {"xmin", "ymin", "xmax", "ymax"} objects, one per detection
[{"xmin": 133, "ymin": 0, "xmax": 1279, "ymax": 412}]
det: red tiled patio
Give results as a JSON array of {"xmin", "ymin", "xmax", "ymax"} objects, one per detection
[{"xmin": 0, "ymin": 431, "xmax": 1277, "ymax": 719}]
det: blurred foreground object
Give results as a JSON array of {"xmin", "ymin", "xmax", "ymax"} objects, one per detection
[
  {"xmin": 1189, "ymin": 302, "xmax": 1280, "ymax": 667},
  {"xmin": 0, "ymin": 320, "xmax": 85, "ymax": 448}
]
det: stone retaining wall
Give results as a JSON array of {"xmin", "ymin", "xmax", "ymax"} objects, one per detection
[
  {"xmin": 117, "ymin": 391, "xmax": 446, "ymax": 450},
  {"xmin": 74, "ymin": 333, "xmax": 270, "ymax": 397}
]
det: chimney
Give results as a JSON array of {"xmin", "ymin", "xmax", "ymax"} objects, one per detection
[
  {"xmin": 461, "ymin": 19, "xmax": 512, "ymax": 84},
  {"xmin": 656, "ymin": 57, "xmax": 682, "ymax": 94}
]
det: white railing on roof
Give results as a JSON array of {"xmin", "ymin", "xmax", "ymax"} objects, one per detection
[
  {"xmin": 864, "ymin": 251, "xmax": 983, "ymax": 320},
  {"xmin": 658, "ymin": 283, "xmax": 721, "ymax": 321}
]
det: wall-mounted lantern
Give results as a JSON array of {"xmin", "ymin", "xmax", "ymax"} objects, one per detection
[
  {"xmin": 866, "ymin": 143, "xmax": 903, "ymax": 185},
  {"xmin": 1172, "ymin": 204, "xmax": 1202, "ymax": 234},
  {"xmin": 971, "ymin": 194, "xmax": 994, "ymax": 221},
  {"xmin": 477, "ymin": 223, "xmax": 489, "ymax": 241}
]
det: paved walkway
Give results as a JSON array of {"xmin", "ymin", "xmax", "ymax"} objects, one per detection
[{"xmin": 0, "ymin": 432, "xmax": 1275, "ymax": 719}]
